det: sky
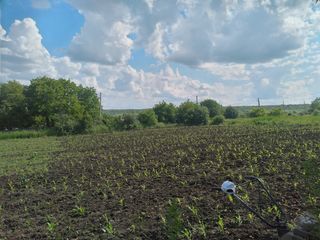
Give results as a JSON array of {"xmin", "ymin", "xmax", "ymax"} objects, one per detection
[{"xmin": 0, "ymin": 0, "xmax": 320, "ymax": 109}]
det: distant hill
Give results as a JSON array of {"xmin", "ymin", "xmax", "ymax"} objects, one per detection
[{"xmin": 104, "ymin": 104, "xmax": 310, "ymax": 116}]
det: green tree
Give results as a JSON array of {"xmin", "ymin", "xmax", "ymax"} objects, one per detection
[
  {"xmin": 26, "ymin": 76, "xmax": 99, "ymax": 133},
  {"xmin": 0, "ymin": 81, "xmax": 31, "ymax": 130},
  {"xmin": 138, "ymin": 109, "xmax": 158, "ymax": 127},
  {"xmin": 176, "ymin": 101, "xmax": 209, "ymax": 125},
  {"xmin": 153, "ymin": 101, "xmax": 176, "ymax": 123},
  {"xmin": 76, "ymin": 85, "xmax": 100, "ymax": 131},
  {"xmin": 310, "ymin": 97, "xmax": 320, "ymax": 113},
  {"xmin": 224, "ymin": 106, "xmax": 238, "ymax": 119},
  {"xmin": 200, "ymin": 99, "xmax": 222, "ymax": 118}
]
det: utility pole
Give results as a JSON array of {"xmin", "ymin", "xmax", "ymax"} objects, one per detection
[
  {"xmin": 99, "ymin": 92, "xmax": 102, "ymax": 118},
  {"xmin": 258, "ymin": 98, "xmax": 260, "ymax": 107}
]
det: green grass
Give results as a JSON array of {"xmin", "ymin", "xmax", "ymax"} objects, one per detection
[
  {"xmin": 0, "ymin": 129, "xmax": 54, "ymax": 140},
  {"xmin": 0, "ymin": 136, "xmax": 61, "ymax": 176},
  {"xmin": 225, "ymin": 115, "xmax": 320, "ymax": 126}
]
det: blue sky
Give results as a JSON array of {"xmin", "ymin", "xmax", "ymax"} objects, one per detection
[{"xmin": 0, "ymin": 0, "xmax": 320, "ymax": 108}]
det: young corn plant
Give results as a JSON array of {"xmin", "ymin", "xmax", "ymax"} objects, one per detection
[
  {"xmin": 217, "ymin": 215, "xmax": 224, "ymax": 233},
  {"xmin": 102, "ymin": 214, "xmax": 115, "ymax": 236}
]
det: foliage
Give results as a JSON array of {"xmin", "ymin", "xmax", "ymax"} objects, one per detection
[
  {"xmin": 211, "ymin": 115, "xmax": 225, "ymax": 125},
  {"xmin": 268, "ymin": 108, "xmax": 284, "ymax": 116},
  {"xmin": 0, "ymin": 77, "xmax": 100, "ymax": 133},
  {"xmin": 310, "ymin": 97, "xmax": 320, "ymax": 113},
  {"xmin": 248, "ymin": 108, "xmax": 266, "ymax": 118},
  {"xmin": 224, "ymin": 106, "xmax": 238, "ymax": 119},
  {"xmin": 115, "ymin": 114, "xmax": 141, "ymax": 130},
  {"xmin": 176, "ymin": 101, "xmax": 209, "ymax": 125},
  {"xmin": 0, "ymin": 81, "xmax": 31, "ymax": 130},
  {"xmin": 153, "ymin": 101, "xmax": 177, "ymax": 123},
  {"xmin": 200, "ymin": 99, "xmax": 222, "ymax": 117},
  {"xmin": 137, "ymin": 110, "xmax": 158, "ymax": 127}
]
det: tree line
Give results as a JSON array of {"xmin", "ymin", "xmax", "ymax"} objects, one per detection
[
  {"xmin": 1, "ymin": 76, "xmax": 319, "ymax": 134},
  {"xmin": 101, "ymin": 99, "xmax": 239, "ymax": 131}
]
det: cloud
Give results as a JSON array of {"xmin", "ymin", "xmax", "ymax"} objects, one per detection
[
  {"xmin": 2, "ymin": 0, "xmax": 320, "ymax": 108},
  {"xmin": 261, "ymin": 78, "xmax": 270, "ymax": 87},
  {"xmin": 277, "ymin": 79, "xmax": 314, "ymax": 103},
  {"xmin": 1, "ymin": 17, "xmax": 254, "ymax": 108},
  {"xmin": 31, "ymin": 0, "xmax": 51, "ymax": 9},
  {"xmin": 67, "ymin": 0, "xmax": 134, "ymax": 65},
  {"xmin": 0, "ymin": 19, "xmax": 56, "ymax": 82}
]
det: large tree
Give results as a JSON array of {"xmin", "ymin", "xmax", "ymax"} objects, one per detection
[
  {"xmin": 153, "ymin": 101, "xmax": 176, "ymax": 123},
  {"xmin": 176, "ymin": 101, "xmax": 209, "ymax": 125},
  {"xmin": 200, "ymin": 99, "xmax": 222, "ymax": 118},
  {"xmin": 0, "ymin": 81, "xmax": 30, "ymax": 130}
]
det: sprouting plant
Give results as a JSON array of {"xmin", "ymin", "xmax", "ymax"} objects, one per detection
[
  {"xmin": 247, "ymin": 213, "xmax": 254, "ymax": 223},
  {"xmin": 129, "ymin": 224, "xmax": 136, "ymax": 233},
  {"xmin": 227, "ymin": 194, "xmax": 234, "ymax": 204},
  {"xmin": 234, "ymin": 214, "xmax": 243, "ymax": 226},
  {"xmin": 197, "ymin": 220, "xmax": 207, "ymax": 238},
  {"xmin": 102, "ymin": 214, "xmax": 115, "ymax": 235},
  {"xmin": 187, "ymin": 205, "xmax": 198, "ymax": 217},
  {"xmin": 8, "ymin": 180, "xmax": 14, "ymax": 192},
  {"xmin": 72, "ymin": 206, "xmax": 86, "ymax": 217},
  {"xmin": 119, "ymin": 198, "xmax": 125, "ymax": 207},
  {"xmin": 47, "ymin": 221, "xmax": 57, "ymax": 233},
  {"xmin": 46, "ymin": 216, "xmax": 57, "ymax": 233},
  {"xmin": 181, "ymin": 228, "xmax": 192, "ymax": 240},
  {"xmin": 217, "ymin": 215, "xmax": 224, "ymax": 233}
]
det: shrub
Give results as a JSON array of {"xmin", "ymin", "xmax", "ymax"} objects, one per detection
[
  {"xmin": 115, "ymin": 114, "xmax": 141, "ymax": 131},
  {"xmin": 249, "ymin": 108, "xmax": 266, "ymax": 118},
  {"xmin": 200, "ymin": 99, "xmax": 222, "ymax": 117},
  {"xmin": 138, "ymin": 110, "xmax": 158, "ymax": 127},
  {"xmin": 211, "ymin": 115, "xmax": 224, "ymax": 125},
  {"xmin": 224, "ymin": 106, "xmax": 238, "ymax": 119},
  {"xmin": 52, "ymin": 114, "xmax": 78, "ymax": 135},
  {"xmin": 153, "ymin": 101, "xmax": 176, "ymax": 123},
  {"xmin": 268, "ymin": 108, "xmax": 283, "ymax": 116},
  {"xmin": 176, "ymin": 101, "xmax": 209, "ymax": 125}
]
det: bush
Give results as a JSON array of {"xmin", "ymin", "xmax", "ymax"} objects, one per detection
[
  {"xmin": 115, "ymin": 114, "xmax": 141, "ymax": 131},
  {"xmin": 52, "ymin": 114, "xmax": 79, "ymax": 135},
  {"xmin": 138, "ymin": 110, "xmax": 158, "ymax": 127},
  {"xmin": 200, "ymin": 99, "xmax": 222, "ymax": 118},
  {"xmin": 176, "ymin": 101, "xmax": 209, "ymax": 125},
  {"xmin": 153, "ymin": 101, "xmax": 176, "ymax": 123},
  {"xmin": 249, "ymin": 108, "xmax": 266, "ymax": 118},
  {"xmin": 211, "ymin": 115, "xmax": 224, "ymax": 125},
  {"xmin": 268, "ymin": 108, "xmax": 283, "ymax": 116},
  {"xmin": 224, "ymin": 106, "xmax": 238, "ymax": 119}
]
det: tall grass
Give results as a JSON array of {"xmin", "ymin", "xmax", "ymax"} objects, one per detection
[{"xmin": 0, "ymin": 129, "xmax": 53, "ymax": 140}]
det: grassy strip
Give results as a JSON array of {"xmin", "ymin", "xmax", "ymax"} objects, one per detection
[
  {"xmin": 0, "ymin": 136, "xmax": 61, "ymax": 176},
  {"xmin": 225, "ymin": 115, "xmax": 320, "ymax": 126},
  {"xmin": 0, "ymin": 129, "xmax": 56, "ymax": 140}
]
